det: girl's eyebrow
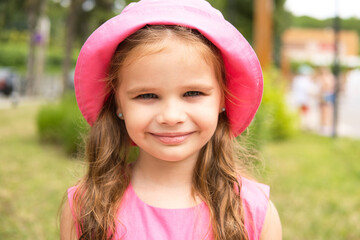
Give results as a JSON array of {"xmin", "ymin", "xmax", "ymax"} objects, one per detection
[
  {"xmin": 182, "ymin": 84, "xmax": 214, "ymax": 90},
  {"xmin": 181, "ymin": 84, "xmax": 214, "ymax": 91},
  {"xmin": 126, "ymin": 87, "xmax": 158, "ymax": 95}
]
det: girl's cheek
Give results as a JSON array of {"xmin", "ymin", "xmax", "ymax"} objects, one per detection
[
  {"xmin": 125, "ymin": 105, "xmax": 154, "ymax": 122},
  {"xmin": 193, "ymin": 102, "xmax": 220, "ymax": 115}
]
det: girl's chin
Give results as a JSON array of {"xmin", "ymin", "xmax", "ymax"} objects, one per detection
[{"xmin": 139, "ymin": 149, "xmax": 200, "ymax": 163}]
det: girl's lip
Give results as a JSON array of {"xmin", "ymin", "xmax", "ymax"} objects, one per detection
[{"xmin": 149, "ymin": 132, "xmax": 194, "ymax": 144}]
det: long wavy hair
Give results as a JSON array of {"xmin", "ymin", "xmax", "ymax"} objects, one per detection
[{"xmin": 71, "ymin": 25, "xmax": 253, "ymax": 240}]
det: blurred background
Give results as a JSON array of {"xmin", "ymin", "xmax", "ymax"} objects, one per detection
[{"xmin": 0, "ymin": 0, "xmax": 359, "ymax": 239}]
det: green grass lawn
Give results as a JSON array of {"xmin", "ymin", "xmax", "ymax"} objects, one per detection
[
  {"xmin": 0, "ymin": 103, "xmax": 359, "ymax": 239},
  {"xmin": 0, "ymin": 102, "xmax": 82, "ymax": 240},
  {"xmin": 262, "ymin": 133, "xmax": 360, "ymax": 240}
]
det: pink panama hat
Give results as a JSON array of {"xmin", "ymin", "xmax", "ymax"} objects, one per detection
[{"xmin": 74, "ymin": 0, "xmax": 263, "ymax": 137}]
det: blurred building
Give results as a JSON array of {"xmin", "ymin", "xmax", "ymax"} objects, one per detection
[{"xmin": 282, "ymin": 28, "xmax": 359, "ymax": 68}]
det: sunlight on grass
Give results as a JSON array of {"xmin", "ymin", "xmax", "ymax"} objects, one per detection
[
  {"xmin": 0, "ymin": 103, "xmax": 83, "ymax": 240},
  {"xmin": 263, "ymin": 133, "xmax": 360, "ymax": 240}
]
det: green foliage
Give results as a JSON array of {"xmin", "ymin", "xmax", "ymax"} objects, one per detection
[
  {"xmin": 291, "ymin": 15, "xmax": 360, "ymax": 33},
  {"xmin": 246, "ymin": 68, "xmax": 297, "ymax": 149},
  {"xmin": 0, "ymin": 43, "xmax": 27, "ymax": 70},
  {"xmin": 0, "ymin": 104, "xmax": 84, "ymax": 240},
  {"xmin": 46, "ymin": 47, "xmax": 79, "ymax": 72},
  {"xmin": 37, "ymin": 92, "xmax": 89, "ymax": 154},
  {"xmin": 263, "ymin": 133, "xmax": 360, "ymax": 240},
  {"xmin": 273, "ymin": 0, "xmax": 292, "ymax": 66},
  {"xmin": 290, "ymin": 59, "xmax": 356, "ymax": 75},
  {"xmin": 0, "ymin": 30, "xmax": 28, "ymax": 43},
  {"xmin": 224, "ymin": 0, "xmax": 254, "ymax": 42},
  {"xmin": 207, "ymin": 0, "xmax": 226, "ymax": 12},
  {"xmin": 0, "ymin": 0, "xmax": 27, "ymax": 31},
  {"xmin": 291, "ymin": 16, "xmax": 334, "ymax": 29},
  {"xmin": 36, "ymin": 91, "xmax": 140, "ymax": 158},
  {"xmin": 0, "ymin": 42, "xmax": 78, "ymax": 73}
]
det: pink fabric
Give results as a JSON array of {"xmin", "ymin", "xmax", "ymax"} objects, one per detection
[
  {"xmin": 241, "ymin": 178, "xmax": 270, "ymax": 240},
  {"xmin": 74, "ymin": 0, "xmax": 263, "ymax": 136},
  {"xmin": 67, "ymin": 177, "xmax": 269, "ymax": 240}
]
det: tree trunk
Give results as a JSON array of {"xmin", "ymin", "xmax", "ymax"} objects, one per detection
[
  {"xmin": 253, "ymin": 0, "xmax": 274, "ymax": 69},
  {"xmin": 62, "ymin": 0, "xmax": 85, "ymax": 96},
  {"xmin": 25, "ymin": 0, "xmax": 47, "ymax": 96},
  {"xmin": 25, "ymin": 1, "xmax": 37, "ymax": 96}
]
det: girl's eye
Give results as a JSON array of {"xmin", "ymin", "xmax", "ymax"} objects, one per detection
[
  {"xmin": 136, "ymin": 93, "xmax": 157, "ymax": 99},
  {"xmin": 184, "ymin": 91, "xmax": 202, "ymax": 97}
]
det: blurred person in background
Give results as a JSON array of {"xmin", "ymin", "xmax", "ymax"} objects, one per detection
[
  {"xmin": 0, "ymin": 68, "xmax": 19, "ymax": 106},
  {"xmin": 291, "ymin": 65, "xmax": 318, "ymax": 130},
  {"xmin": 314, "ymin": 67, "xmax": 335, "ymax": 136}
]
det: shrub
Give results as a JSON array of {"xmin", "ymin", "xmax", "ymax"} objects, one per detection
[
  {"xmin": 37, "ymin": 91, "xmax": 89, "ymax": 154},
  {"xmin": 245, "ymin": 68, "xmax": 297, "ymax": 149},
  {"xmin": 0, "ymin": 42, "xmax": 79, "ymax": 73},
  {"xmin": 0, "ymin": 43, "xmax": 27, "ymax": 68},
  {"xmin": 36, "ymin": 92, "xmax": 141, "ymax": 158},
  {"xmin": 37, "ymin": 105, "xmax": 64, "ymax": 142}
]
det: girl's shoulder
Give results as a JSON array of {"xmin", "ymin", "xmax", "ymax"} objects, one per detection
[
  {"xmin": 239, "ymin": 176, "xmax": 270, "ymax": 240},
  {"xmin": 240, "ymin": 176, "xmax": 270, "ymax": 204},
  {"xmin": 66, "ymin": 186, "xmax": 82, "ymax": 237},
  {"xmin": 67, "ymin": 186, "xmax": 77, "ymax": 209}
]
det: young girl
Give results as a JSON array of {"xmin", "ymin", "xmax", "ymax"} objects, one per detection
[{"xmin": 60, "ymin": 0, "xmax": 282, "ymax": 239}]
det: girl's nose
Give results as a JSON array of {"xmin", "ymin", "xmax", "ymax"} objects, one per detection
[{"xmin": 156, "ymin": 100, "xmax": 186, "ymax": 126}]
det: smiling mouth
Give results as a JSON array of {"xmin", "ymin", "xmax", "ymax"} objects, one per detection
[{"xmin": 149, "ymin": 132, "xmax": 194, "ymax": 145}]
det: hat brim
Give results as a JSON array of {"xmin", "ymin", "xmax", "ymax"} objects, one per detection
[{"xmin": 74, "ymin": 0, "xmax": 263, "ymax": 136}]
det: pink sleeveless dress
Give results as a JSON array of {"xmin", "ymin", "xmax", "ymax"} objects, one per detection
[{"xmin": 67, "ymin": 177, "xmax": 269, "ymax": 240}]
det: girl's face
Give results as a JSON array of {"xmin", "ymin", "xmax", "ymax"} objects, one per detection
[{"xmin": 116, "ymin": 38, "xmax": 223, "ymax": 163}]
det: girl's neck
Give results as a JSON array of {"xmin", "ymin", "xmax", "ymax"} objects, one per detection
[
  {"xmin": 131, "ymin": 150, "xmax": 197, "ymax": 189},
  {"xmin": 129, "ymin": 150, "xmax": 202, "ymax": 208}
]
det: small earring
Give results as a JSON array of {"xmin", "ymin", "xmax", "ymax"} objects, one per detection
[
  {"xmin": 221, "ymin": 108, "xmax": 226, "ymax": 112},
  {"xmin": 118, "ymin": 113, "xmax": 123, "ymax": 118}
]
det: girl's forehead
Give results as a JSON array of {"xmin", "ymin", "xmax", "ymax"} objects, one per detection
[
  {"xmin": 122, "ymin": 36, "xmax": 208, "ymax": 67},
  {"xmin": 118, "ymin": 40, "xmax": 220, "ymax": 91}
]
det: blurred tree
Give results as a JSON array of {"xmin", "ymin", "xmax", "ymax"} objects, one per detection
[
  {"xmin": 25, "ymin": 0, "xmax": 47, "ymax": 95},
  {"xmin": 0, "ymin": 0, "xmax": 27, "ymax": 31},
  {"xmin": 273, "ymin": 0, "xmax": 292, "ymax": 67},
  {"xmin": 291, "ymin": 16, "xmax": 333, "ymax": 29},
  {"xmin": 219, "ymin": 0, "xmax": 290, "ymax": 66},
  {"xmin": 62, "ymin": 0, "xmax": 86, "ymax": 95},
  {"xmin": 47, "ymin": 1, "xmax": 68, "ymax": 47},
  {"xmin": 253, "ymin": 0, "xmax": 274, "ymax": 69},
  {"xmin": 1, "ymin": 0, "xmax": 49, "ymax": 95},
  {"xmin": 61, "ymin": 0, "xmax": 126, "ymax": 94},
  {"xmin": 207, "ymin": 0, "xmax": 226, "ymax": 12},
  {"xmin": 225, "ymin": 0, "xmax": 254, "ymax": 42}
]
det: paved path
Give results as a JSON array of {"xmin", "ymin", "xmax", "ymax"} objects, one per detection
[
  {"xmin": 337, "ymin": 73, "xmax": 360, "ymax": 139},
  {"xmin": 0, "ymin": 96, "xmax": 46, "ymax": 109}
]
